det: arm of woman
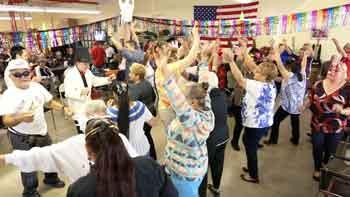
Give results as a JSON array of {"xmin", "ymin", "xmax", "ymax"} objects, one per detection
[
  {"xmin": 146, "ymin": 117, "xmax": 157, "ymax": 127},
  {"xmin": 273, "ymin": 50, "xmax": 292, "ymax": 80},
  {"xmin": 301, "ymin": 51, "xmax": 309, "ymax": 73},
  {"xmin": 332, "ymin": 38, "xmax": 347, "ymax": 57},
  {"xmin": 175, "ymin": 22, "xmax": 201, "ymax": 73},
  {"xmin": 223, "ymin": 49, "xmax": 247, "ymax": 89}
]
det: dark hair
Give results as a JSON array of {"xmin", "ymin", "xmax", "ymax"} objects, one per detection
[
  {"xmin": 111, "ymin": 81, "xmax": 130, "ymax": 139},
  {"xmin": 10, "ymin": 45, "xmax": 25, "ymax": 59},
  {"xmin": 286, "ymin": 57, "xmax": 303, "ymax": 82},
  {"xmin": 85, "ymin": 118, "xmax": 136, "ymax": 197}
]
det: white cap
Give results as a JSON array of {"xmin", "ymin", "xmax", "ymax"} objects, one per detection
[{"xmin": 7, "ymin": 59, "xmax": 29, "ymax": 71}]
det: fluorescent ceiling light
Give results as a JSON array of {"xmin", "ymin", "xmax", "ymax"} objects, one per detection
[
  {"xmin": 0, "ymin": 16, "xmax": 32, "ymax": 20},
  {"xmin": 0, "ymin": 5, "xmax": 100, "ymax": 15}
]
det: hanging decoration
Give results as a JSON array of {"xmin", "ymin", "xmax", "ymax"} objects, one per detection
[{"xmin": 1, "ymin": 3, "xmax": 350, "ymax": 50}]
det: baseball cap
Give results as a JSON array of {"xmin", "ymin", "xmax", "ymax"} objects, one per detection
[{"xmin": 7, "ymin": 59, "xmax": 30, "ymax": 71}]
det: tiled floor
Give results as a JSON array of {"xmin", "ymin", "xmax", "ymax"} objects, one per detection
[{"xmin": 0, "ymin": 109, "xmax": 320, "ymax": 197}]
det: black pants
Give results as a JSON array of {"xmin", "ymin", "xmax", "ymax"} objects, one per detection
[
  {"xmin": 231, "ymin": 105, "xmax": 243, "ymax": 146},
  {"xmin": 143, "ymin": 123, "xmax": 157, "ymax": 160},
  {"xmin": 312, "ymin": 131, "xmax": 343, "ymax": 171},
  {"xmin": 199, "ymin": 143, "xmax": 227, "ymax": 197},
  {"xmin": 268, "ymin": 106, "xmax": 300, "ymax": 144},
  {"xmin": 243, "ymin": 127, "xmax": 269, "ymax": 179},
  {"xmin": 8, "ymin": 132, "xmax": 61, "ymax": 197}
]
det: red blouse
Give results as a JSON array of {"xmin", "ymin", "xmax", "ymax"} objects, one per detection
[{"xmin": 309, "ymin": 81, "xmax": 350, "ymax": 133}]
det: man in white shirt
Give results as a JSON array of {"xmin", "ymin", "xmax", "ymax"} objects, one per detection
[
  {"xmin": 64, "ymin": 47, "xmax": 114, "ymax": 133},
  {"xmin": 0, "ymin": 59, "xmax": 67, "ymax": 197}
]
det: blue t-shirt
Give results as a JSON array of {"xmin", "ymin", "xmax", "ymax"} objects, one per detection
[
  {"xmin": 241, "ymin": 79, "xmax": 276, "ymax": 128},
  {"xmin": 280, "ymin": 72, "xmax": 307, "ymax": 114}
]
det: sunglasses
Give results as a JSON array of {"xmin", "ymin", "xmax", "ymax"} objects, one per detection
[{"xmin": 11, "ymin": 70, "xmax": 31, "ymax": 79}]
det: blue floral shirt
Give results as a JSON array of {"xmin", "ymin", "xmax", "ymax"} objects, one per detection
[
  {"xmin": 280, "ymin": 72, "xmax": 307, "ymax": 114},
  {"xmin": 241, "ymin": 79, "xmax": 276, "ymax": 128}
]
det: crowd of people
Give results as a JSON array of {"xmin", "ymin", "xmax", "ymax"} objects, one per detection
[{"xmin": 0, "ymin": 20, "xmax": 349, "ymax": 197}]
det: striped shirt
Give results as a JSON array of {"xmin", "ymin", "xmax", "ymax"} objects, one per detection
[
  {"xmin": 106, "ymin": 101, "xmax": 153, "ymax": 155},
  {"xmin": 163, "ymin": 78, "xmax": 215, "ymax": 181}
]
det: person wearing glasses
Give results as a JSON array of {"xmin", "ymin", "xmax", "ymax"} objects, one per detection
[
  {"xmin": 0, "ymin": 59, "xmax": 67, "ymax": 197},
  {"xmin": 302, "ymin": 63, "xmax": 350, "ymax": 181}
]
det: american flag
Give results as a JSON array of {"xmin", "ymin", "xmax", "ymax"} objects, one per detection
[
  {"xmin": 194, "ymin": 1, "xmax": 259, "ymax": 21},
  {"xmin": 194, "ymin": 1, "xmax": 259, "ymax": 48}
]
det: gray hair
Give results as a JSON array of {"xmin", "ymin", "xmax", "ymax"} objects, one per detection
[{"xmin": 84, "ymin": 100, "xmax": 107, "ymax": 117}]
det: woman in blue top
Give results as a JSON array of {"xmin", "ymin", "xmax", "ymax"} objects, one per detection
[
  {"xmin": 222, "ymin": 38, "xmax": 278, "ymax": 184},
  {"xmin": 265, "ymin": 50, "xmax": 309, "ymax": 145}
]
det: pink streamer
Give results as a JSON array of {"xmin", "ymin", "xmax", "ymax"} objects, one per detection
[{"xmin": 282, "ymin": 15, "xmax": 288, "ymax": 34}]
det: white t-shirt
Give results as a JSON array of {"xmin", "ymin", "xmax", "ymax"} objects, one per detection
[
  {"xmin": 106, "ymin": 101, "xmax": 153, "ymax": 155},
  {"xmin": 0, "ymin": 82, "xmax": 53, "ymax": 135},
  {"xmin": 241, "ymin": 79, "xmax": 276, "ymax": 128},
  {"xmin": 105, "ymin": 47, "xmax": 116, "ymax": 59}
]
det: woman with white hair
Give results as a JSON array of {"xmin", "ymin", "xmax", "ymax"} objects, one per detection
[{"xmin": 198, "ymin": 71, "xmax": 229, "ymax": 197}]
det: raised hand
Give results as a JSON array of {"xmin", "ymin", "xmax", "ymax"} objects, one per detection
[
  {"xmin": 222, "ymin": 48, "xmax": 234, "ymax": 64},
  {"xmin": 192, "ymin": 21, "xmax": 200, "ymax": 41},
  {"xmin": 238, "ymin": 37, "xmax": 248, "ymax": 48}
]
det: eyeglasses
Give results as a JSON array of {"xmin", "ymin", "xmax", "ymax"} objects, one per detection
[{"xmin": 11, "ymin": 70, "xmax": 31, "ymax": 78}]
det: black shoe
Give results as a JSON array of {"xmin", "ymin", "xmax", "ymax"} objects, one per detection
[
  {"xmin": 263, "ymin": 140, "xmax": 277, "ymax": 146},
  {"xmin": 208, "ymin": 184, "xmax": 220, "ymax": 196},
  {"xmin": 43, "ymin": 179, "xmax": 65, "ymax": 188},
  {"xmin": 289, "ymin": 138, "xmax": 299, "ymax": 146},
  {"xmin": 23, "ymin": 191, "xmax": 41, "ymax": 197},
  {"xmin": 258, "ymin": 143, "xmax": 264, "ymax": 149},
  {"xmin": 242, "ymin": 167, "xmax": 249, "ymax": 173},
  {"xmin": 231, "ymin": 142, "xmax": 240, "ymax": 151},
  {"xmin": 312, "ymin": 175, "xmax": 320, "ymax": 182},
  {"xmin": 240, "ymin": 174, "xmax": 259, "ymax": 184}
]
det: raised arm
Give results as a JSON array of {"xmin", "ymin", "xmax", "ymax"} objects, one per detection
[
  {"xmin": 301, "ymin": 51, "xmax": 309, "ymax": 73},
  {"xmin": 156, "ymin": 50, "xmax": 213, "ymax": 136},
  {"xmin": 129, "ymin": 23, "xmax": 140, "ymax": 47},
  {"xmin": 175, "ymin": 22, "xmax": 201, "ymax": 71},
  {"xmin": 223, "ymin": 48, "xmax": 247, "ymax": 89},
  {"xmin": 108, "ymin": 25, "xmax": 124, "ymax": 50},
  {"xmin": 272, "ymin": 49, "xmax": 291, "ymax": 80},
  {"xmin": 239, "ymin": 38, "xmax": 258, "ymax": 73},
  {"xmin": 332, "ymin": 38, "xmax": 347, "ymax": 57}
]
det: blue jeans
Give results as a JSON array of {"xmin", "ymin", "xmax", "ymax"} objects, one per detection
[
  {"xmin": 243, "ymin": 127, "xmax": 269, "ymax": 179},
  {"xmin": 170, "ymin": 174, "xmax": 203, "ymax": 197},
  {"xmin": 312, "ymin": 131, "xmax": 343, "ymax": 171}
]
